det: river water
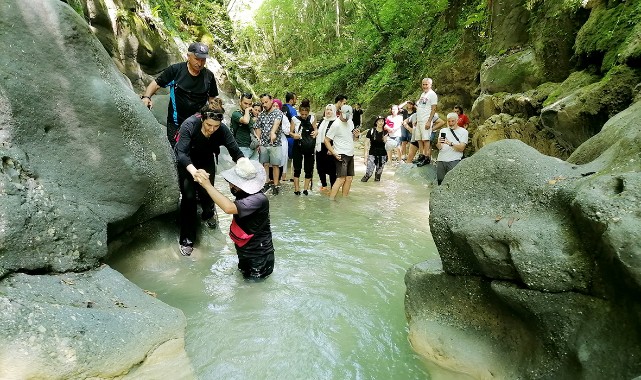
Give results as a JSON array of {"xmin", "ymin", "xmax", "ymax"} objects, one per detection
[{"xmin": 107, "ymin": 155, "xmax": 438, "ymax": 379}]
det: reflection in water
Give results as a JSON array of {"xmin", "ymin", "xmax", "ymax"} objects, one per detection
[{"xmin": 108, "ymin": 158, "xmax": 438, "ymax": 379}]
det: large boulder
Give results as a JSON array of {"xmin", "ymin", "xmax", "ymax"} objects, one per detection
[
  {"xmin": 0, "ymin": 0, "xmax": 179, "ymax": 276},
  {"xmin": 480, "ymin": 48, "xmax": 546, "ymax": 94},
  {"xmin": 65, "ymin": 0, "xmax": 182, "ymax": 90},
  {"xmin": 540, "ymin": 65, "xmax": 640, "ymax": 150},
  {"xmin": 0, "ymin": 266, "xmax": 194, "ymax": 379},
  {"xmin": 0, "ymin": 1, "xmax": 188, "ymax": 375},
  {"xmin": 471, "ymin": 114, "xmax": 570, "ymax": 159},
  {"xmin": 407, "ymin": 100, "xmax": 641, "ymax": 378},
  {"xmin": 575, "ymin": 0, "xmax": 641, "ymax": 71}
]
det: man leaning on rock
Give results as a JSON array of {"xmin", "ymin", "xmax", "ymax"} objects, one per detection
[{"xmin": 141, "ymin": 42, "xmax": 219, "ymax": 148}]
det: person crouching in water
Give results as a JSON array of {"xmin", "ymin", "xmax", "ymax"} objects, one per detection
[
  {"xmin": 195, "ymin": 157, "xmax": 275, "ymax": 280},
  {"xmin": 361, "ymin": 115, "xmax": 388, "ymax": 182}
]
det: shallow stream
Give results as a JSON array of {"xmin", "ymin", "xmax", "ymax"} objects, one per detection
[{"xmin": 108, "ymin": 156, "xmax": 438, "ymax": 379}]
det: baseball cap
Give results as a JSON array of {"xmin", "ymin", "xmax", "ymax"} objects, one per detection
[
  {"xmin": 188, "ymin": 42, "xmax": 209, "ymax": 59},
  {"xmin": 340, "ymin": 105, "xmax": 353, "ymax": 120}
]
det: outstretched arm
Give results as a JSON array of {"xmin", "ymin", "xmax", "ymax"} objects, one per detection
[{"xmin": 194, "ymin": 173, "xmax": 238, "ymax": 215}]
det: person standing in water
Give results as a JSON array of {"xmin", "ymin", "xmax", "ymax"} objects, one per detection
[
  {"xmin": 195, "ymin": 157, "xmax": 275, "ymax": 280},
  {"xmin": 315, "ymin": 104, "xmax": 338, "ymax": 191},
  {"xmin": 361, "ymin": 116, "xmax": 388, "ymax": 182},
  {"xmin": 291, "ymin": 99, "xmax": 317, "ymax": 195},
  {"xmin": 325, "ymin": 105, "xmax": 359, "ymax": 200},
  {"xmin": 175, "ymin": 106, "xmax": 244, "ymax": 256}
]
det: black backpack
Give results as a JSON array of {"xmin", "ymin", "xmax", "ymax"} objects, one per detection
[{"xmin": 295, "ymin": 116, "xmax": 316, "ymax": 154}]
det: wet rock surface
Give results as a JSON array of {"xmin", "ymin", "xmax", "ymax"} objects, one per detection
[
  {"xmin": 406, "ymin": 101, "xmax": 641, "ymax": 378},
  {"xmin": 0, "ymin": 0, "xmax": 189, "ymax": 377}
]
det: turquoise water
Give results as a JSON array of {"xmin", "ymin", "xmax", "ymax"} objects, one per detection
[{"xmin": 108, "ymin": 157, "xmax": 438, "ymax": 379}]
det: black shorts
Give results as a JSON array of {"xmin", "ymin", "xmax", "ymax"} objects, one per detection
[{"xmin": 335, "ymin": 155, "xmax": 355, "ymax": 177}]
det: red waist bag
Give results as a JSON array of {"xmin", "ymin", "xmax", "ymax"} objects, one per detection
[{"xmin": 229, "ymin": 218, "xmax": 254, "ymax": 247}]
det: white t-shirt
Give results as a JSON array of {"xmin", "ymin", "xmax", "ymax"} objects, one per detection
[
  {"xmin": 436, "ymin": 127, "xmax": 469, "ymax": 162},
  {"xmin": 416, "ymin": 89, "xmax": 438, "ymax": 124},
  {"xmin": 386, "ymin": 114, "xmax": 403, "ymax": 138},
  {"xmin": 326, "ymin": 119, "xmax": 355, "ymax": 156}
]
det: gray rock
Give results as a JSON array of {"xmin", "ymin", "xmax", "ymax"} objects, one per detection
[
  {"xmin": 470, "ymin": 94, "xmax": 499, "ymax": 125},
  {"xmin": 480, "ymin": 49, "xmax": 546, "ymax": 94},
  {"xmin": 0, "ymin": 0, "xmax": 179, "ymax": 276},
  {"xmin": 540, "ymin": 66, "xmax": 640, "ymax": 150},
  {"xmin": 409, "ymin": 98, "xmax": 641, "ymax": 377},
  {"xmin": 406, "ymin": 260, "xmax": 641, "ymax": 379},
  {"xmin": 0, "ymin": 266, "xmax": 193, "ymax": 379},
  {"xmin": 471, "ymin": 114, "xmax": 570, "ymax": 159}
]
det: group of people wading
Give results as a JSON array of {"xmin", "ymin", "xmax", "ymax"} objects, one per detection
[{"xmin": 140, "ymin": 42, "xmax": 470, "ymax": 280}]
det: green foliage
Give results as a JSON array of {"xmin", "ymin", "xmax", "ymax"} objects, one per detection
[
  {"xmin": 231, "ymin": 0, "xmax": 485, "ymax": 110},
  {"xmin": 575, "ymin": 0, "xmax": 641, "ymax": 71},
  {"xmin": 148, "ymin": 0, "xmax": 234, "ymax": 53}
]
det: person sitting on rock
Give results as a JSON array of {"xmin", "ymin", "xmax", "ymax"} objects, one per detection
[
  {"xmin": 195, "ymin": 157, "xmax": 275, "ymax": 280},
  {"xmin": 435, "ymin": 112, "xmax": 469, "ymax": 185},
  {"xmin": 175, "ymin": 105, "xmax": 244, "ymax": 256}
]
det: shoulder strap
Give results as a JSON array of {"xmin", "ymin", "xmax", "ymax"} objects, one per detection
[{"xmin": 449, "ymin": 128, "xmax": 461, "ymax": 142}]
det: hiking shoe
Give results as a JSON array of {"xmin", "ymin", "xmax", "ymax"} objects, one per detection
[
  {"xmin": 416, "ymin": 158, "xmax": 429, "ymax": 167},
  {"xmin": 272, "ymin": 186, "xmax": 280, "ymax": 195},
  {"xmin": 303, "ymin": 190, "xmax": 309, "ymax": 196},
  {"xmin": 361, "ymin": 176, "xmax": 369, "ymax": 182},
  {"xmin": 179, "ymin": 244, "xmax": 193, "ymax": 256}
]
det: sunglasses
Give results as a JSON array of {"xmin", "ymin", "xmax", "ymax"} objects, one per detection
[{"xmin": 203, "ymin": 112, "xmax": 224, "ymax": 121}]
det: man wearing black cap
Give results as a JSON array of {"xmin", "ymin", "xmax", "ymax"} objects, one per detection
[{"xmin": 141, "ymin": 42, "xmax": 219, "ymax": 148}]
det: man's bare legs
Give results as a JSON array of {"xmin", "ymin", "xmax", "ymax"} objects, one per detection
[
  {"xmin": 329, "ymin": 177, "xmax": 346, "ymax": 200},
  {"xmin": 342, "ymin": 176, "xmax": 353, "ymax": 196}
]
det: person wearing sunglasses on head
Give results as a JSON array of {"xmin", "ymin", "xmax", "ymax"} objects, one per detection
[{"xmin": 174, "ymin": 105, "xmax": 244, "ymax": 256}]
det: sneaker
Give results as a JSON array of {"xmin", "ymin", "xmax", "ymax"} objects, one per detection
[
  {"xmin": 416, "ymin": 157, "xmax": 429, "ymax": 167},
  {"xmin": 360, "ymin": 176, "xmax": 369, "ymax": 182},
  {"xmin": 412, "ymin": 154, "xmax": 425, "ymax": 164},
  {"xmin": 179, "ymin": 244, "xmax": 193, "ymax": 256},
  {"xmin": 262, "ymin": 183, "xmax": 271, "ymax": 193},
  {"xmin": 272, "ymin": 186, "xmax": 280, "ymax": 195},
  {"xmin": 303, "ymin": 190, "xmax": 309, "ymax": 196},
  {"xmin": 294, "ymin": 191, "xmax": 301, "ymax": 195}
]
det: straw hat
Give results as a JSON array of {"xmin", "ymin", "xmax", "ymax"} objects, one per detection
[{"xmin": 221, "ymin": 158, "xmax": 266, "ymax": 194}]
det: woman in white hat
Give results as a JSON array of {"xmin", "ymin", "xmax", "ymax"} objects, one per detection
[{"xmin": 195, "ymin": 157, "xmax": 275, "ymax": 279}]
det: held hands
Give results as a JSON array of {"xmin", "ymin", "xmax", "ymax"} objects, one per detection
[{"xmin": 193, "ymin": 169, "xmax": 211, "ymax": 187}]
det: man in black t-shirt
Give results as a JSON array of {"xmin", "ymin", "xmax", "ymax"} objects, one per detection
[{"xmin": 141, "ymin": 42, "xmax": 219, "ymax": 148}]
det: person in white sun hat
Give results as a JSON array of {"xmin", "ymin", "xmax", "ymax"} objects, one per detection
[{"xmin": 195, "ymin": 157, "xmax": 275, "ymax": 280}]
